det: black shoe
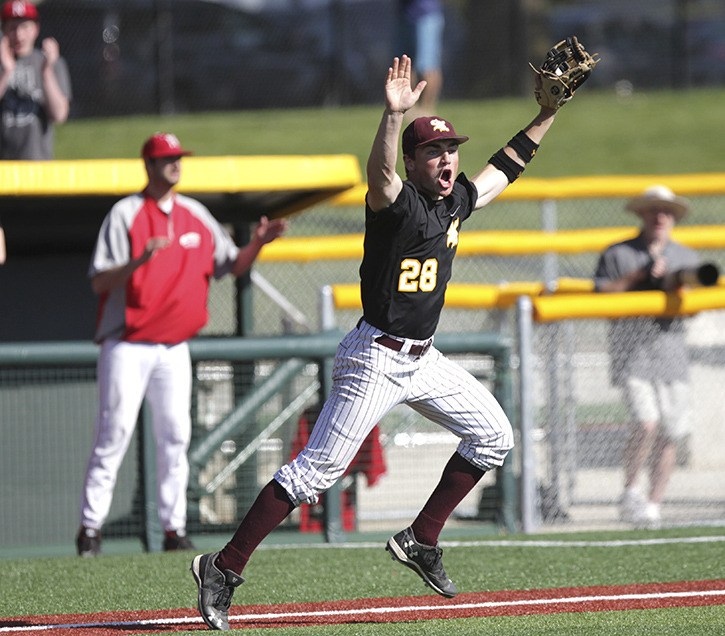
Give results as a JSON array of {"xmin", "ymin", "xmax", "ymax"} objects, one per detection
[
  {"xmin": 163, "ymin": 530, "xmax": 195, "ymax": 551},
  {"xmin": 76, "ymin": 526, "xmax": 101, "ymax": 557},
  {"xmin": 386, "ymin": 527, "xmax": 458, "ymax": 598},
  {"xmin": 191, "ymin": 552, "xmax": 244, "ymax": 631}
]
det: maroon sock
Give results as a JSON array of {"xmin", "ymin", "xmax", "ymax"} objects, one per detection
[
  {"xmin": 215, "ymin": 479, "xmax": 295, "ymax": 575},
  {"xmin": 410, "ymin": 452, "xmax": 485, "ymax": 546}
]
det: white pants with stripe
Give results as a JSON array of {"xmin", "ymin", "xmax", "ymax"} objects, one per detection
[
  {"xmin": 276, "ymin": 320, "xmax": 514, "ymax": 506},
  {"xmin": 80, "ymin": 339, "xmax": 192, "ymax": 532}
]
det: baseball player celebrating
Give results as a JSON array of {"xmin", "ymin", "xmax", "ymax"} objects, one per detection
[
  {"xmin": 77, "ymin": 133, "xmax": 286, "ymax": 557},
  {"xmin": 192, "ymin": 51, "xmax": 592, "ymax": 631}
]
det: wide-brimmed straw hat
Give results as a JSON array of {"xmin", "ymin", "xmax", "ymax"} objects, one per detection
[{"xmin": 625, "ymin": 185, "xmax": 690, "ymax": 221}]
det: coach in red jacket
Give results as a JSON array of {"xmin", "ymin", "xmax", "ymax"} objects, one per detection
[{"xmin": 77, "ymin": 133, "xmax": 286, "ymax": 556}]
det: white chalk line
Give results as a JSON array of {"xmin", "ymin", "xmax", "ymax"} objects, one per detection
[
  {"xmin": 2, "ymin": 586, "xmax": 724, "ymax": 633},
  {"xmin": 265, "ymin": 535, "xmax": 725, "ymax": 550}
]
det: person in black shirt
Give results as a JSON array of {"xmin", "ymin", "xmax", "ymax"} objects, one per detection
[{"xmin": 191, "ymin": 55, "xmax": 564, "ymax": 631}]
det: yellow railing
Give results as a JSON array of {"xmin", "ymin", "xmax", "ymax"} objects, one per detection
[
  {"xmin": 332, "ymin": 279, "xmax": 594, "ymax": 311},
  {"xmin": 330, "ymin": 279, "xmax": 725, "ymax": 315},
  {"xmin": 328, "ymin": 173, "xmax": 725, "ymax": 206},
  {"xmin": 259, "ymin": 225, "xmax": 725, "ymax": 262},
  {"xmin": 532, "ymin": 287, "xmax": 725, "ymax": 322}
]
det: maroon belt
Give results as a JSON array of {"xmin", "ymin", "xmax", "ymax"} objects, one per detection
[{"xmin": 374, "ymin": 335, "xmax": 431, "ymax": 357}]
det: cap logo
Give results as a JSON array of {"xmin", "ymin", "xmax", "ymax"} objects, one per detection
[
  {"xmin": 430, "ymin": 119, "xmax": 450, "ymax": 133},
  {"xmin": 160, "ymin": 133, "xmax": 181, "ymax": 149},
  {"xmin": 9, "ymin": 1, "xmax": 25, "ymax": 16}
]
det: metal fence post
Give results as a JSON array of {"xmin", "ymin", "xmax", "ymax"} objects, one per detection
[
  {"xmin": 517, "ymin": 295, "xmax": 539, "ymax": 533},
  {"xmin": 319, "ymin": 285, "xmax": 343, "ymax": 543},
  {"xmin": 494, "ymin": 340, "xmax": 518, "ymax": 533},
  {"xmin": 140, "ymin": 402, "xmax": 163, "ymax": 552},
  {"xmin": 540, "ymin": 198, "xmax": 567, "ymax": 519}
]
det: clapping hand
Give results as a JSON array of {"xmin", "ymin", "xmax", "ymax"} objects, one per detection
[
  {"xmin": 0, "ymin": 37, "xmax": 16, "ymax": 74},
  {"xmin": 41, "ymin": 37, "xmax": 60, "ymax": 68}
]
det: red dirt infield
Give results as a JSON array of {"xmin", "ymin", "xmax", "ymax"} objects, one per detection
[{"xmin": 1, "ymin": 579, "xmax": 723, "ymax": 634}]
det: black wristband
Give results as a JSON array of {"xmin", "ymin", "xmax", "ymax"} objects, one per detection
[
  {"xmin": 508, "ymin": 130, "xmax": 539, "ymax": 164},
  {"xmin": 489, "ymin": 148, "xmax": 523, "ymax": 183}
]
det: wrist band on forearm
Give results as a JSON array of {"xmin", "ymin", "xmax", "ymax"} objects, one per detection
[
  {"xmin": 508, "ymin": 130, "xmax": 539, "ymax": 163},
  {"xmin": 488, "ymin": 148, "xmax": 524, "ymax": 183}
]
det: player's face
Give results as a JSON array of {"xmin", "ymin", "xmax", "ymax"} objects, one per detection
[
  {"xmin": 641, "ymin": 206, "xmax": 676, "ymax": 242},
  {"xmin": 405, "ymin": 140, "xmax": 460, "ymax": 200},
  {"xmin": 147, "ymin": 156, "xmax": 183, "ymax": 188},
  {"xmin": 2, "ymin": 19, "xmax": 39, "ymax": 57}
]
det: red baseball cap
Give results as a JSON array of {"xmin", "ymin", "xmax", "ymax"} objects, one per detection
[
  {"xmin": 141, "ymin": 133, "xmax": 193, "ymax": 159},
  {"xmin": 1, "ymin": 0, "xmax": 39, "ymax": 22},
  {"xmin": 402, "ymin": 116, "xmax": 469, "ymax": 156}
]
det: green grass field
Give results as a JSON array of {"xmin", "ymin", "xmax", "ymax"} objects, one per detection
[
  {"xmin": 2, "ymin": 527, "xmax": 723, "ymax": 635},
  {"xmin": 56, "ymin": 87, "xmax": 724, "ymax": 178}
]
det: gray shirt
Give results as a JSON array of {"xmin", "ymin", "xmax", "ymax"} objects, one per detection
[
  {"xmin": 593, "ymin": 233, "xmax": 699, "ymax": 385},
  {"xmin": 0, "ymin": 49, "xmax": 72, "ymax": 160}
]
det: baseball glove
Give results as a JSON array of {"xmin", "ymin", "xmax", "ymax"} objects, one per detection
[{"xmin": 530, "ymin": 36, "xmax": 600, "ymax": 110}]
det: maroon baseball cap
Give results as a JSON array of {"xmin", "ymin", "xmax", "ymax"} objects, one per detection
[
  {"xmin": 1, "ymin": 1, "xmax": 39, "ymax": 22},
  {"xmin": 402, "ymin": 116, "xmax": 469, "ymax": 156},
  {"xmin": 141, "ymin": 133, "xmax": 193, "ymax": 159}
]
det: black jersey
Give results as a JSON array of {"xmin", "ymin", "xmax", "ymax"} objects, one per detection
[{"xmin": 360, "ymin": 173, "xmax": 478, "ymax": 340}]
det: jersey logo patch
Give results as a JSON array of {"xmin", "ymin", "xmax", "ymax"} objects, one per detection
[
  {"xmin": 179, "ymin": 232, "xmax": 201, "ymax": 249},
  {"xmin": 446, "ymin": 218, "xmax": 460, "ymax": 248}
]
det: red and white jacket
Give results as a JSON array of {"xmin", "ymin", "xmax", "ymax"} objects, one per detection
[{"xmin": 90, "ymin": 192, "xmax": 239, "ymax": 344}]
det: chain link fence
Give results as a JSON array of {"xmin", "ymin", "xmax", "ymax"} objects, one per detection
[
  {"xmin": 154, "ymin": 188, "xmax": 725, "ymax": 540},
  {"xmin": 0, "ymin": 341, "xmax": 507, "ymax": 550},
  {"xmin": 1, "ymin": 185, "xmax": 724, "ymax": 551},
  {"xmin": 520, "ymin": 309, "xmax": 725, "ymax": 531},
  {"xmin": 229, "ymin": 188, "xmax": 725, "ymax": 535}
]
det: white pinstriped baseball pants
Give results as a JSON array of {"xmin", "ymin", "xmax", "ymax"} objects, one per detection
[
  {"xmin": 79, "ymin": 339, "xmax": 192, "ymax": 532},
  {"xmin": 275, "ymin": 319, "xmax": 514, "ymax": 506}
]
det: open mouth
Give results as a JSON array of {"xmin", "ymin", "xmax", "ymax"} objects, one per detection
[{"xmin": 438, "ymin": 169, "xmax": 453, "ymax": 187}]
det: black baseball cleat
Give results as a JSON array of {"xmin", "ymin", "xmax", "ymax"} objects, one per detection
[
  {"xmin": 386, "ymin": 527, "xmax": 458, "ymax": 598},
  {"xmin": 163, "ymin": 530, "xmax": 195, "ymax": 551},
  {"xmin": 76, "ymin": 526, "xmax": 101, "ymax": 557},
  {"xmin": 191, "ymin": 552, "xmax": 244, "ymax": 631}
]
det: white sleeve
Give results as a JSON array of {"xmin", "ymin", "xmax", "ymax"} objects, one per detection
[{"xmin": 88, "ymin": 195, "xmax": 141, "ymax": 278}]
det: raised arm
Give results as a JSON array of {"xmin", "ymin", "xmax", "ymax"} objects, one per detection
[
  {"xmin": 471, "ymin": 36, "xmax": 598, "ymax": 210},
  {"xmin": 366, "ymin": 56, "xmax": 426, "ymax": 213},
  {"xmin": 469, "ymin": 104, "xmax": 557, "ymax": 209}
]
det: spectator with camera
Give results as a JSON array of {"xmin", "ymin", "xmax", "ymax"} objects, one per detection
[{"xmin": 593, "ymin": 185, "xmax": 702, "ymax": 529}]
